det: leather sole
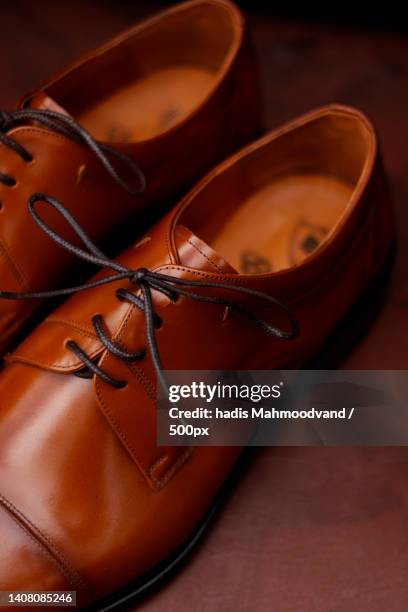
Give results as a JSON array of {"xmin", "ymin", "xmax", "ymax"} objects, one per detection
[{"xmin": 90, "ymin": 243, "xmax": 396, "ymax": 612}]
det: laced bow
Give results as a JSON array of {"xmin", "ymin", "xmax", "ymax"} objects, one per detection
[{"xmin": 0, "ymin": 194, "xmax": 299, "ymax": 395}]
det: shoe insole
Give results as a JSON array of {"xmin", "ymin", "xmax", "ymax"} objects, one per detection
[
  {"xmin": 211, "ymin": 174, "xmax": 352, "ymax": 273},
  {"xmin": 78, "ymin": 65, "xmax": 215, "ymax": 142}
]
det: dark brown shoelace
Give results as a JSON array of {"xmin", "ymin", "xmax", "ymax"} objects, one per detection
[
  {"xmin": 0, "ymin": 108, "xmax": 146, "ymax": 193},
  {"xmin": 0, "ymin": 194, "xmax": 299, "ymax": 395}
]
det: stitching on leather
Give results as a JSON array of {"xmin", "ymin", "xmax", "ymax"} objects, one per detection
[
  {"xmin": 165, "ymin": 227, "xmax": 175, "ymax": 265},
  {"xmin": 95, "ymin": 308, "xmax": 191, "ymax": 488},
  {"xmin": 93, "ymin": 300, "xmax": 193, "ymax": 488},
  {"xmin": 11, "ymin": 321, "xmax": 103, "ymax": 369},
  {"xmin": 96, "ymin": 272, "xmax": 195, "ymax": 487},
  {"xmin": 6, "ymin": 354, "xmax": 96, "ymax": 371},
  {"xmin": 5, "ymin": 127, "xmax": 79, "ymax": 146},
  {"xmin": 106, "ymin": 292, "xmax": 159, "ymax": 400},
  {"xmin": 127, "ymin": 361, "xmax": 156, "ymax": 401},
  {"xmin": 148, "ymin": 454, "xmax": 169, "ymax": 475},
  {"xmin": 9, "ymin": 345, "xmax": 104, "ymax": 370},
  {"xmin": 150, "ymin": 448, "xmax": 194, "ymax": 490},
  {"xmin": 94, "ymin": 378, "xmax": 152, "ymax": 486},
  {"xmin": 185, "ymin": 236, "xmax": 225, "ymax": 273},
  {"xmin": 99, "ymin": 300, "xmax": 157, "ymax": 397},
  {"xmin": 10, "ymin": 346, "xmax": 103, "ymax": 371},
  {"xmin": 0, "ymin": 492, "xmax": 91, "ymax": 600},
  {"xmin": 158, "ymin": 264, "xmax": 242, "ymax": 280},
  {"xmin": 113, "ymin": 297, "xmax": 139, "ymax": 343},
  {"xmin": 44, "ymin": 318, "xmax": 97, "ymax": 337},
  {"xmin": 157, "ymin": 216, "xmax": 373, "ymax": 306}
]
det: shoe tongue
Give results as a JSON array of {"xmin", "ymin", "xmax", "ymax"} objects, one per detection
[
  {"xmin": 174, "ymin": 225, "xmax": 237, "ymax": 274},
  {"xmin": 23, "ymin": 91, "xmax": 71, "ymax": 117}
]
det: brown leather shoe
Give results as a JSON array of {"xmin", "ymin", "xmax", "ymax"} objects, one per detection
[
  {"xmin": 0, "ymin": 0, "xmax": 260, "ymax": 356},
  {"xmin": 0, "ymin": 105, "xmax": 394, "ymax": 607}
]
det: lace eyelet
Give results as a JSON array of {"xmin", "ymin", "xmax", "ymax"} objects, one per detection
[
  {"xmin": 154, "ymin": 315, "xmax": 163, "ymax": 329},
  {"xmin": 3, "ymin": 176, "xmax": 16, "ymax": 188}
]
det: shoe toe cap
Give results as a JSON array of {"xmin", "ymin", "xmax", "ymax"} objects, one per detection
[{"xmin": 0, "ymin": 496, "xmax": 80, "ymax": 596}]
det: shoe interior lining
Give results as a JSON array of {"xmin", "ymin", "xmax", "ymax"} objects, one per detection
[
  {"xmin": 46, "ymin": 3, "xmax": 238, "ymax": 142},
  {"xmin": 179, "ymin": 113, "xmax": 372, "ymax": 274}
]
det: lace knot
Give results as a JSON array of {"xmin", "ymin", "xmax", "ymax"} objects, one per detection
[
  {"xmin": 132, "ymin": 268, "xmax": 148, "ymax": 283},
  {"xmin": 0, "ymin": 194, "xmax": 299, "ymax": 394}
]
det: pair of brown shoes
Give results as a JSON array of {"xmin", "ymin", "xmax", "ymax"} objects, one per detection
[{"xmin": 0, "ymin": 1, "xmax": 395, "ymax": 608}]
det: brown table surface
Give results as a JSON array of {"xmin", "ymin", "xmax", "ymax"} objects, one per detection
[{"xmin": 1, "ymin": 2, "xmax": 408, "ymax": 611}]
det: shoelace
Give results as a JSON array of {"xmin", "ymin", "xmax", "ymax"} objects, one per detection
[
  {"xmin": 0, "ymin": 108, "xmax": 146, "ymax": 194},
  {"xmin": 0, "ymin": 194, "xmax": 299, "ymax": 395}
]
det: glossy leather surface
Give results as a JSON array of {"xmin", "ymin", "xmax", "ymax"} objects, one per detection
[
  {"xmin": 0, "ymin": 0, "xmax": 260, "ymax": 356},
  {"xmin": 0, "ymin": 106, "xmax": 394, "ymax": 607}
]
